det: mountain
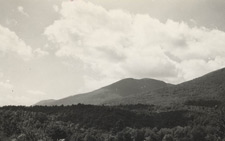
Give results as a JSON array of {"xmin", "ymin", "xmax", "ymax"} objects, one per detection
[
  {"xmin": 106, "ymin": 68, "xmax": 225, "ymax": 106},
  {"xmin": 34, "ymin": 99, "xmax": 56, "ymax": 106},
  {"xmin": 36, "ymin": 67, "xmax": 225, "ymax": 106},
  {"xmin": 35, "ymin": 78, "xmax": 170, "ymax": 106}
]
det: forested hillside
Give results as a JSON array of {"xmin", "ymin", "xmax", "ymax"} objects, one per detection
[
  {"xmin": 106, "ymin": 68, "xmax": 225, "ymax": 106},
  {"xmin": 1, "ymin": 104, "xmax": 225, "ymax": 141}
]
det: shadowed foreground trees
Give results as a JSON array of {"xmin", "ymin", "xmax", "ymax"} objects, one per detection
[{"xmin": 0, "ymin": 104, "xmax": 225, "ymax": 141}]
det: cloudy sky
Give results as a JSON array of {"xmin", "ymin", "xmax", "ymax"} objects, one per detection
[{"xmin": 0, "ymin": 0, "xmax": 225, "ymax": 106}]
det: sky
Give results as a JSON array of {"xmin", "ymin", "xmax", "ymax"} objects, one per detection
[{"xmin": 0, "ymin": 0, "xmax": 225, "ymax": 106}]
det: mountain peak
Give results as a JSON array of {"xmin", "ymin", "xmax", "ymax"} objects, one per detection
[
  {"xmin": 35, "ymin": 67, "xmax": 225, "ymax": 106},
  {"xmin": 101, "ymin": 78, "xmax": 169, "ymax": 97},
  {"xmin": 108, "ymin": 67, "xmax": 225, "ymax": 106},
  {"xmin": 35, "ymin": 78, "xmax": 168, "ymax": 106}
]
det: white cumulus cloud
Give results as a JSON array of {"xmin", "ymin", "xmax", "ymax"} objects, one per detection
[
  {"xmin": 44, "ymin": 0, "xmax": 225, "ymax": 86},
  {"xmin": 53, "ymin": 5, "xmax": 59, "ymax": 12},
  {"xmin": 17, "ymin": 6, "xmax": 29, "ymax": 17},
  {"xmin": 0, "ymin": 80, "xmax": 13, "ymax": 90},
  {"xmin": 34, "ymin": 48, "xmax": 49, "ymax": 57},
  {"xmin": 0, "ymin": 24, "xmax": 33, "ymax": 58}
]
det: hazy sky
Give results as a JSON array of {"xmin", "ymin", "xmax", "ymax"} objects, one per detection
[{"xmin": 0, "ymin": 0, "xmax": 225, "ymax": 106}]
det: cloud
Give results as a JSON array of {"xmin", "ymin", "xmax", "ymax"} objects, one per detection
[
  {"xmin": 53, "ymin": 5, "xmax": 59, "ymax": 12},
  {"xmin": 45, "ymin": 0, "xmax": 225, "ymax": 87},
  {"xmin": 34, "ymin": 48, "xmax": 49, "ymax": 57},
  {"xmin": 17, "ymin": 6, "xmax": 29, "ymax": 17},
  {"xmin": 1, "ymin": 94, "xmax": 36, "ymax": 106},
  {"xmin": 0, "ymin": 80, "xmax": 13, "ymax": 90},
  {"xmin": 27, "ymin": 90, "xmax": 46, "ymax": 96},
  {"xmin": 0, "ymin": 88, "xmax": 47, "ymax": 106},
  {"xmin": 0, "ymin": 24, "xmax": 33, "ymax": 59}
]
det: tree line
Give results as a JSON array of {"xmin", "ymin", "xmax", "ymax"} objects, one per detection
[{"xmin": 0, "ymin": 104, "xmax": 225, "ymax": 141}]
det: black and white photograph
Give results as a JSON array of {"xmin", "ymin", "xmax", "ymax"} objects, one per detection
[{"xmin": 1, "ymin": 0, "xmax": 225, "ymax": 140}]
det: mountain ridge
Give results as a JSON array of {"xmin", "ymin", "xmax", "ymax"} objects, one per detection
[
  {"xmin": 106, "ymin": 67, "xmax": 225, "ymax": 106},
  {"xmin": 35, "ymin": 67, "xmax": 225, "ymax": 106},
  {"xmin": 35, "ymin": 78, "xmax": 171, "ymax": 106}
]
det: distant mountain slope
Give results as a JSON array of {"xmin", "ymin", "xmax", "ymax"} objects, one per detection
[
  {"xmin": 34, "ymin": 99, "xmax": 56, "ymax": 105},
  {"xmin": 35, "ymin": 78, "xmax": 170, "ymax": 106},
  {"xmin": 106, "ymin": 68, "xmax": 225, "ymax": 106},
  {"xmin": 36, "ymin": 67, "xmax": 225, "ymax": 106}
]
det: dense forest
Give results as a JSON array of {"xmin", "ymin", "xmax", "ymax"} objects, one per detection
[{"xmin": 1, "ymin": 103, "xmax": 225, "ymax": 141}]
